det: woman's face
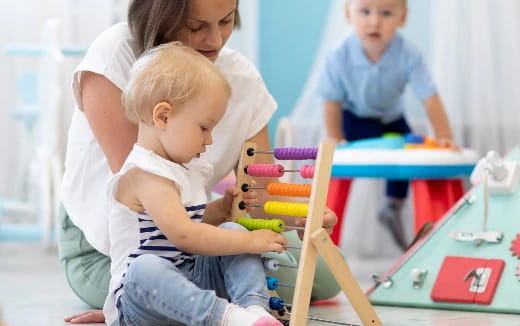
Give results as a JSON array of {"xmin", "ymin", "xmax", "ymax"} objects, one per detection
[{"xmin": 176, "ymin": 0, "xmax": 237, "ymax": 62}]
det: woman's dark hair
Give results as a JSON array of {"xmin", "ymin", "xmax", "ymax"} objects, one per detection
[{"xmin": 128, "ymin": 0, "xmax": 241, "ymax": 55}]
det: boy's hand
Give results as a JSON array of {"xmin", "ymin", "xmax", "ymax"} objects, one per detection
[
  {"xmin": 293, "ymin": 206, "xmax": 338, "ymax": 240},
  {"xmin": 325, "ymin": 136, "xmax": 347, "ymax": 145},
  {"xmin": 436, "ymin": 137, "xmax": 459, "ymax": 151},
  {"xmin": 248, "ymin": 229, "xmax": 288, "ymax": 254}
]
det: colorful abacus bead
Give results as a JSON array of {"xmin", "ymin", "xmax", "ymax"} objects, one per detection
[
  {"xmin": 269, "ymin": 297, "xmax": 287, "ymax": 311},
  {"xmin": 273, "ymin": 147, "xmax": 318, "ymax": 160},
  {"xmin": 300, "ymin": 165, "xmax": 315, "ymax": 179},
  {"xmin": 246, "ymin": 164, "xmax": 284, "ymax": 177},
  {"xmin": 266, "ymin": 276, "xmax": 279, "ymax": 290},
  {"xmin": 263, "ymin": 258, "xmax": 280, "ymax": 272},
  {"xmin": 264, "ymin": 201, "xmax": 308, "ymax": 217},
  {"xmin": 267, "ymin": 183, "xmax": 311, "ymax": 197},
  {"xmin": 237, "ymin": 218, "xmax": 285, "ymax": 232}
]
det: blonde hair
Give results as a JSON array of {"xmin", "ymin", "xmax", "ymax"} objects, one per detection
[
  {"xmin": 128, "ymin": 0, "xmax": 241, "ymax": 55},
  {"xmin": 123, "ymin": 42, "xmax": 231, "ymax": 125},
  {"xmin": 347, "ymin": 0, "xmax": 407, "ymax": 7}
]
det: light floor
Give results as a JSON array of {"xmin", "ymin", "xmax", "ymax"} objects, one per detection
[{"xmin": 1, "ymin": 242, "xmax": 519, "ymax": 326}]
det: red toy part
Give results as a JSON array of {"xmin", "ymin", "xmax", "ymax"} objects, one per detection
[
  {"xmin": 510, "ymin": 234, "xmax": 520, "ymax": 258},
  {"xmin": 431, "ymin": 256, "xmax": 505, "ymax": 305},
  {"xmin": 412, "ymin": 180, "xmax": 464, "ymax": 234},
  {"xmin": 326, "ymin": 178, "xmax": 352, "ymax": 245}
]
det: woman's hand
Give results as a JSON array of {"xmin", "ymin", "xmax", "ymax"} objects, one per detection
[
  {"xmin": 64, "ymin": 310, "xmax": 105, "ymax": 324},
  {"xmin": 293, "ymin": 206, "xmax": 338, "ymax": 240}
]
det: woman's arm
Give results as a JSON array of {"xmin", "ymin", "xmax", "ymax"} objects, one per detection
[{"xmin": 81, "ymin": 72, "xmax": 138, "ymax": 173}]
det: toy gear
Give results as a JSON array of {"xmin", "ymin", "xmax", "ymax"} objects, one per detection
[{"xmin": 510, "ymin": 234, "xmax": 520, "ymax": 258}]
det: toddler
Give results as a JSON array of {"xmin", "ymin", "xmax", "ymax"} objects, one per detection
[
  {"xmin": 103, "ymin": 42, "xmax": 286, "ymax": 326},
  {"xmin": 317, "ymin": 0, "xmax": 456, "ymax": 250}
]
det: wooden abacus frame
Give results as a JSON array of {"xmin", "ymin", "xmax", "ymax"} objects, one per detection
[{"xmin": 231, "ymin": 142, "xmax": 382, "ymax": 326}]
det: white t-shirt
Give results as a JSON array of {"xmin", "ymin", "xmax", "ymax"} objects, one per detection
[
  {"xmin": 103, "ymin": 144, "xmax": 211, "ymax": 325},
  {"xmin": 61, "ymin": 23, "xmax": 277, "ymax": 255}
]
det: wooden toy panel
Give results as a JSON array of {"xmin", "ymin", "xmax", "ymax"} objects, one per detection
[{"xmin": 368, "ymin": 147, "xmax": 520, "ymax": 314}]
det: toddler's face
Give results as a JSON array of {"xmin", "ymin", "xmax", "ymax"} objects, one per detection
[
  {"xmin": 159, "ymin": 83, "xmax": 228, "ymax": 164},
  {"xmin": 347, "ymin": 0, "xmax": 407, "ymax": 53}
]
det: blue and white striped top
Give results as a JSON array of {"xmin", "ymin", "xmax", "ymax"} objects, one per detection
[{"xmin": 103, "ymin": 144, "xmax": 213, "ymax": 325}]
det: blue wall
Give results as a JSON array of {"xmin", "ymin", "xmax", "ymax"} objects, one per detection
[
  {"xmin": 259, "ymin": 0, "xmax": 331, "ymax": 140},
  {"xmin": 258, "ymin": 0, "xmax": 432, "ymax": 140}
]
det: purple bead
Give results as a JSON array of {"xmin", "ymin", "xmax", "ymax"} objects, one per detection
[{"xmin": 274, "ymin": 147, "xmax": 318, "ymax": 160}]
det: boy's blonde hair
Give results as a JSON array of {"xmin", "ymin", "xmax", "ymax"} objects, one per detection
[
  {"xmin": 123, "ymin": 42, "xmax": 231, "ymax": 125},
  {"xmin": 347, "ymin": 0, "xmax": 407, "ymax": 7}
]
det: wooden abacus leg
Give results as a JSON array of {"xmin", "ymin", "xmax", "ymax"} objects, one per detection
[
  {"xmin": 290, "ymin": 143, "xmax": 333, "ymax": 326},
  {"xmin": 290, "ymin": 143, "xmax": 382, "ymax": 326},
  {"xmin": 311, "ymin": 228, "xmax": 382, "ymax": 325}
]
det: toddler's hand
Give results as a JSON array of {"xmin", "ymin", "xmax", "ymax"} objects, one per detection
[
  {"xmin": 222, "ymin": 186, "xmax": 240, "ymax": 219},
  {"xmin": 248, "ymin": 229, "xmax": 288, "ymax": 254}
]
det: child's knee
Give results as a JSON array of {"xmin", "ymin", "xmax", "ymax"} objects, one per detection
[{"xmin": 127, "ymin": 254, "xmax": 165, "ymax": 280}]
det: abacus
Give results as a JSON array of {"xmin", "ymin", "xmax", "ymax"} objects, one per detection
[{"xmin": 231, "ymin": 142, "xmax": 382, "ymax": 326}]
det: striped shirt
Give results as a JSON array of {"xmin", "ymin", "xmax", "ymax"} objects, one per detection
[{"xmin": 103, "ymin": 144, "xmax": 213, "ymax": 325}]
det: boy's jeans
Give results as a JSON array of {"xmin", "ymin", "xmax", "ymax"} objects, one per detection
[{"xmin": 115, "ymin": 222, "xmax": 269, "ymax": 326}]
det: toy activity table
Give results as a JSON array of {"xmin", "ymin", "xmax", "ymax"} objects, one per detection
[{"xmin": 327, "ymin": 135, "xmax": 479, "ymax": 244}]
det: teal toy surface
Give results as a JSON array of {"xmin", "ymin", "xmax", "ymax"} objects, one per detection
[
  {"xmin": 367, "ymin": 147, "xmax": 520, "ymax": 313},
  {"xmin": 332, "ymin": 135, "xmax": 479, "ymax": 180},
  {"xmin": 337, "ymin": 135, "xmax": 405, "ymax": 150}
]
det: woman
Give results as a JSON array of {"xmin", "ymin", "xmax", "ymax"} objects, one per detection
[{"xmin": 59, "ymin": 0, "xmax": 340, "ymax": 323}]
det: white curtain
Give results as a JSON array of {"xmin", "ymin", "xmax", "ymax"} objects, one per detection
[
  {"xmin": 289, "ymin": 0, "xmax": 351, "ymax": 147},
  {"xmin": 431, "ymin": 0, "xmax": 520, "ymax": 156}
]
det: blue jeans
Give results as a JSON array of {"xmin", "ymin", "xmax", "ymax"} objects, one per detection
[
  {"xmin": 342, "ymin": 110, "xmax": 411, "ymax": 199},
  {"xmin": 115, "ymin": 222, "xmax": 269, "ymax": 326}
]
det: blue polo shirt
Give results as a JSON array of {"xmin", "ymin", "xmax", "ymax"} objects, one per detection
[{"xmin": 317, "ymin": 33, "xmax": 437, "ymax": 123}]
